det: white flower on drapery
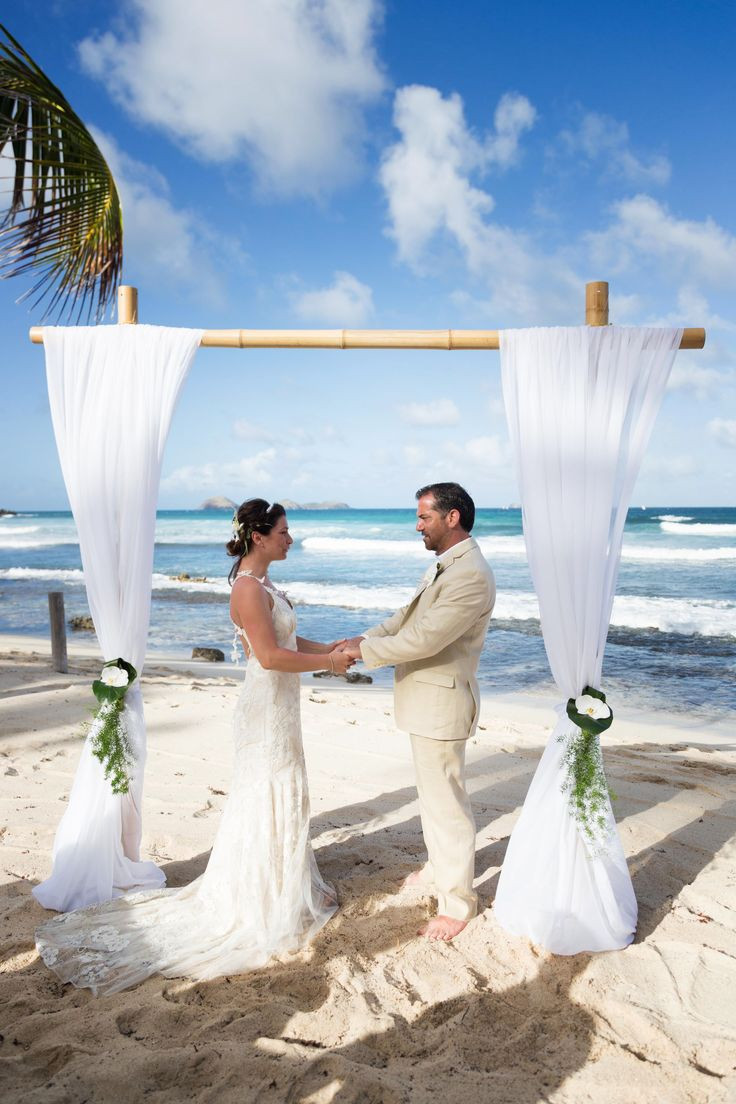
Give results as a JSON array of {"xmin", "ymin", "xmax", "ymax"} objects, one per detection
[{"xmin": 574, "ymin": 694, "xmax": 611, "ymax": 720}]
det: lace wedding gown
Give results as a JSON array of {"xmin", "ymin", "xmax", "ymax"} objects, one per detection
[{"xmin": 36, "ymin": 580, "xmax": 337, "ymax": 995}]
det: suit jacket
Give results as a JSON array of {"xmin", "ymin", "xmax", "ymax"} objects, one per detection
[{"xmin": 360, "ymin": 537, "xmax": 495, "ymax": 741}]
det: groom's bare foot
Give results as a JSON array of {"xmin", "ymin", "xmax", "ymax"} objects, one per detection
[
  {"xmin": 418, "ymin": 916, "xmax": 468, "ymax": 942},
  {"xmin": 402, "ymin": 870, "xmax": 425, "ymax": 889}
]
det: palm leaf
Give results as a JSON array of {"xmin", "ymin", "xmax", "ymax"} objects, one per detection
[{"xmin": 0, "ymin": 23, "xmax": 122, "ymax": 321}]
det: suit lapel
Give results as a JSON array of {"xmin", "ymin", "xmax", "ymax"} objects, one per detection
[{"xmin": 407, "ymin": 539, "xmax": 476, "ymax": 610}]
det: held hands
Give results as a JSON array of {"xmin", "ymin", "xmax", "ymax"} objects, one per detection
[
  {"xmin": 336, "ymin": 635, "xmax": 364, "ymax": 661},
  {"xmin": 329, "ymin": 649, "xmax": 355, "ymax": 676}
]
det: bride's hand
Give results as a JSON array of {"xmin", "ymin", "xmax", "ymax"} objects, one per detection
[{"xmin": 329, "ymin": 649, "xmax": 355, "ymax": 676}]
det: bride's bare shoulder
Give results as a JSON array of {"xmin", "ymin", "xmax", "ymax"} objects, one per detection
[{"xmin": 231, "ymin": 573, "xmax": 274, "ymax": 612}]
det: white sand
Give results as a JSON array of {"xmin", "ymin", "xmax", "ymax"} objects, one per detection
[{"xmin": 1, "ymin": 634, "xmax": 734, "ymax": 1102}]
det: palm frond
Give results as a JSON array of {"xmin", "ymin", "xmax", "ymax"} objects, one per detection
[{"xmin": 0, "ymin": 23, "xmax": 122, "ymax": 321}]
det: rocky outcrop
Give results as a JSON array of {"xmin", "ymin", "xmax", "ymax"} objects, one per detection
[
  {"xmin": 0, "ymin": 509, "xmax": 17, "ymax": 517},
  {"xmin": 313, "ymin": 669, "xmax": 373, "ymax": 683},
  {"xmin": 69, "ymin": 615, "xmax": 94, "ymax": 631},
  {"xmin": 192, "ymin": 646, "xmax": 225, "ymax": 662},
  {"xmin": 199, "ymin": 497, "xmax": 237, "ymax": 510}
]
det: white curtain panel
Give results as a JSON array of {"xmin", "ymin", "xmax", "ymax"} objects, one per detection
[
  {"xmin": 33, "ymin": 324, "xmax": 201, "ymax": 912},
  {"xmin": 495, "ymin": 325, "xmax": 682, "ymax": 953}
]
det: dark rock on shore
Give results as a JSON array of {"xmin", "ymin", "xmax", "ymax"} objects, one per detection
[
  {"xmin": 69, "ymin": 615, "xmax": 95, "ymax": 631},
  {"xmin": 313, "ymin": 669, "xmax": 373, "ymax": 684},
  {"xmin": 192, "ymin": 646, "xmax": 225, "ymax": 662},
  {"xmin": 0, "ymin": 509, "xmax": 17, "ymax": 517}
]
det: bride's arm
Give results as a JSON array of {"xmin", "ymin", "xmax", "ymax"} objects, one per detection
[{"xmin": 231, "ymin": 581, "xmax": 353, "ymax": 674}]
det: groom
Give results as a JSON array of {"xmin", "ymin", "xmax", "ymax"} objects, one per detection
[{"xmin": 342, "ymin": 483, "xmax": 495, "ymax": 941}]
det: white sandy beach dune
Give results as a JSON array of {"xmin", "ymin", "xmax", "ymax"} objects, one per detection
[{"xmin": 1, "ymin": 639, "xmax": 734, "ymax": 1103}]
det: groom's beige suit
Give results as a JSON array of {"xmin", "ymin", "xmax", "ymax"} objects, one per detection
[{"xmin": 359, "ymin": 537, "xmax": 495, "ymax": 920}]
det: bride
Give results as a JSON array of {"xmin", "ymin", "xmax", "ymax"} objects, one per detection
[{"xmin": 36, "ymin": 499, "xmax": 353, "ymax": 995}]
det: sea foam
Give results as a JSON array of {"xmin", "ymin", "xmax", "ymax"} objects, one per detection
[{"xmin": 659, "ymin": 520, "xmax": 736, "ymax": 537}]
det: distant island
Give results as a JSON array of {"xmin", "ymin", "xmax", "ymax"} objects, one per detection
[
  {"xmin": 199, "ymin": 497, "xmax": 350, "ymax": 511},
  {"xmin": 199, "ymin": 497, "xmax": 237, "ymax": 510}
]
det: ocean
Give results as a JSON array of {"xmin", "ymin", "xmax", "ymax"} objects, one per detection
[{"xmin": 0, "ymin": 507, "xmax": 734, "ymax": 719}]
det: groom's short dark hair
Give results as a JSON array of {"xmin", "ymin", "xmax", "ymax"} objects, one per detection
[{"xmin": 416, "ymin": 482, "xmax": 475, "ymax": 532}]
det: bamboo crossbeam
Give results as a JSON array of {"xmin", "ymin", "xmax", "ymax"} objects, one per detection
[
  {"xmin": 27, "ymin": 324, "xmax": 707, "ymax": 350},
  {"xmin": 27, "ymin": 281, "xmax": 706, "ymax": 349}
]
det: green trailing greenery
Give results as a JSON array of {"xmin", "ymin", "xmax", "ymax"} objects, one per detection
[
  {"xmin": 84, "ymin": 657, "xmax": 137, "ymax": 795},
  {"xmin": 0, "ymin": 23, "xmax": 123, "ymax": 320},
  {"xmin": 89, "ymin": 698, "xmax": 133, "ymax": 796},
  {"xmin": 559, "ymin": 685, "xmax": 615, "ymax": 849}
]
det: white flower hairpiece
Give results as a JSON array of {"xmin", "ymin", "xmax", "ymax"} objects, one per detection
[{"xmin": 232, "ymin": 514, "xmax": 252, "ymax": 540}]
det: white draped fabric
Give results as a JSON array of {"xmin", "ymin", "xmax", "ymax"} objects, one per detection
[
  {"xmin": 33, "ymin": 325, "xmax": 201, "ymax": 913},
  {"xmin": 495, "ymin": 325, "xmax": 682, "ymax": 954}
]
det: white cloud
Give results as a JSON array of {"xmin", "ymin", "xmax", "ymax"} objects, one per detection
[
  {"xmin": 445, "ymin": 435, "xmax": 508, "ymax": 468},
  {"xmin": 486, "ymin": 92, "xmax": 538, "ymax": 168},
  {"xmin": 400, "ymin": 398, "xmax": 461, "ymax": 426},
  {"xmin": 232, "ymin": 420, "xmax": 275, "ymax": 442},
  {"xmin": 79, "ymin": 0, "xmax": 385, "ymax": 196},
  {"xmin": 92, "ymin": 128, "xmax": 229, "ymax": 304},
  {"xmin": 708, "ymin": 418, "xmax": 736, "ymax": 448},
  {"xmin": 292, "ymin": 271, "xmax": 374, "ymax": 324},
  {"xmin": 162, "ymin": 448, "xmax": 277, "ymax": 492},
  {"xmin": 640, "ymin": 453, "xmax": 699, "ymax": 479},
  {"xmin": 558, "ymin": 111, "xmax": 670, "ymax": 185},
  {"xmin": 379, "ymin": 85, "xmax": 580, "ymax": 322},
  {"xmin": 667, "ymin": 361, "xmax": 730, "ymax": 399},
  {"xmin": 402, "ymin": 444, "xmax": 426, "ymax": 466},
  {"xmin": 588, "ymin": 196, "xmax": 736, "ymax": 287},
  {"xmin": 379, "ymin": 85, "xmax": 535, "ymax": 269}
]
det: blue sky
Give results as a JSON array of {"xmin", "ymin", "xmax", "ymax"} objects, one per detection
[{"xmin": 2, "ymin": 0, "xmax": 735, "ymax": 509}]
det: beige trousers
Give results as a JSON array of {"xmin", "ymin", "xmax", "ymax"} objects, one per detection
[{"xmin": 409, "ymin": 732, "xmax": 477, "ymax": 921}]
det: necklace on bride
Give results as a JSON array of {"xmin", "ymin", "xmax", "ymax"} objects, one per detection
[{"xmin": 235, "ymin": 568, "xmax": 291, "ymax": 606}]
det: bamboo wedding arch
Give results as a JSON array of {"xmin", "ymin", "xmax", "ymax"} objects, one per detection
[
  {"xmin": 27, "ymin": 278, "xmax": 707, "ymax": 946},
  {"xmin": 30, "ymin": 280, "xmax": 706, "ymax": 349}
]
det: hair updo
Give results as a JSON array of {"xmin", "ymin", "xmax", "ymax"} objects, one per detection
[{"xmin": 226, "ymin": 498, "xmax": 286, "ymax": 585}]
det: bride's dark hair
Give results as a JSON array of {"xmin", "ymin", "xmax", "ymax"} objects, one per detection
[{"xmin": 226, "ymin": 499, "xmax": 286, "ymax": 585}]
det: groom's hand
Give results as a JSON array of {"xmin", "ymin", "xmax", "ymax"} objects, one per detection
[{"xmin": 338, "ymin": 635, "xmax": 365, "ymax": 653}]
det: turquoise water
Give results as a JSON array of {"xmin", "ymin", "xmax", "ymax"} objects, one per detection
[{"xmin": 1, "ymin": 507, "xmax": 734, "ymax": 717}]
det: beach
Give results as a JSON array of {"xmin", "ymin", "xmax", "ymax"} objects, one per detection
[{"xmin": 1, "ymin": 635, "xmax": 734, "ymax": 1103}]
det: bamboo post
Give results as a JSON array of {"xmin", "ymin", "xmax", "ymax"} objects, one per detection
[
  {"xmin": 117, "ymin": 285, "xmax": 138, "ymax": 324},
  {"xmin": 585, "ymin": 281, "xmax": 609, "ymax": 326},
  {"xmin": 48, "ymin": 592, "xmax": 68, "ymax": 673}
]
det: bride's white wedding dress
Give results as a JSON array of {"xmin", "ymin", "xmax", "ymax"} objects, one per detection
[{"xmin": 36, "ymin": 577, "xmax": 337, "ymax": 995}]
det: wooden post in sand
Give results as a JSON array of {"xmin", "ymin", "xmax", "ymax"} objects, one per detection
[{"xmin": 48, "ymin": 592, "xmax": 68, "ymax": 673}]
